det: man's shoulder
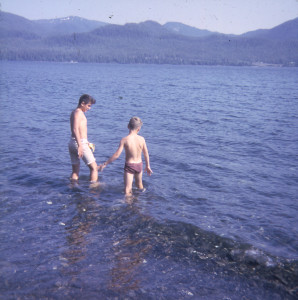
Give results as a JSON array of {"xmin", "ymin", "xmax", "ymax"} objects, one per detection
[
  {"xmin": 73, "ymin": 108, "xmax": 84, "ymax": 117},
  {"xmin": 74, "ymin": 107, "xmax": 82, "ymax": 113}
]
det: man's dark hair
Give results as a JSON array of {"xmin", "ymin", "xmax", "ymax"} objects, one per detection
[{"xmin": 78, "ymin": 94, "xmax": 96, "ymax": 106}]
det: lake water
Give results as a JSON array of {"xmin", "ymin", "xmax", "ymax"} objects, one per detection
[{"xmin": 0, "ymin": 61, "xmax": 297, "ymax": 299}]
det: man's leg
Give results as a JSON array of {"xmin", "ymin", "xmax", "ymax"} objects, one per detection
[
  {"xmin": 88, "ymin": 161, "xmax": 98, "ymax": 182},
  {"xmin": 124, "ymin": 171, "xmax": 134, "ymax": 195},
  {"xmin": 134, "ymin": 171, "xmax": 143, "ymax": 190},
  {"xmin": 71, "ymin": 164, "xmax": 80, "ymax": 180}
]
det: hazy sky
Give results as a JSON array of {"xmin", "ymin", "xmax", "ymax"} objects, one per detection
[{"xmin": 1, "ymin": 0, "xmax": 298, "ymax": 34}]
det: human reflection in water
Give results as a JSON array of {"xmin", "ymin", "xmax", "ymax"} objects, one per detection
[
  {"xmin": 60, "ymin": 184, "xmax": 102, "ymax": 280},
  {"xmin": 109, "ymin": 193, "xmax": 153, "ymax": 293}
]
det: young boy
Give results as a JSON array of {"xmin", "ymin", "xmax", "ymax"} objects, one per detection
[
  {"xmin": 68, "ymin": 94, "xmax": 98, "ymax": 182},
  {"xmin": 99, "ymin": 117, "xmax": 153, "ymax": 195}
]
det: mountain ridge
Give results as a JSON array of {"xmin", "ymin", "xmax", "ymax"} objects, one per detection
[
  {"xmin": 164, "ymin": 22, "xmax": 218, "ymax": 38},
  {"xmin": 0, "ymin": 12, "xmax": 297, "ymax": 66},
  {"xmin": 34, "ymin": 16, "xmax": 108, "ymax": 36},
  {"xmin": 2, "ymin": 11, "xmax": 297, "ymax": 39},
  {"xmin": 241, "ymin": 17, "xmax": 298, "ymax": 40}
]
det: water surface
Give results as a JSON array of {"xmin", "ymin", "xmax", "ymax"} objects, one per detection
[{"xmin": 0, "ymin": 61, "xmax": 297, "ymax": 299}]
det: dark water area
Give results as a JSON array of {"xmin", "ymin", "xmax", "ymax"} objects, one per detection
[{"xmin": 0, "ymin": 61, "xmax": 297, "ymax": 299}]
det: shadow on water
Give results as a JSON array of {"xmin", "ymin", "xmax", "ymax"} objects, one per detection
[{"xmin": 108, "ymin": 207, "xmax": 152, "ymax": 293}]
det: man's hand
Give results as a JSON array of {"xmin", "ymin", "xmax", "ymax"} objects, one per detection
[{"xmin": 78, "ymin": 145, "xmax": 83, "ymax": 158}]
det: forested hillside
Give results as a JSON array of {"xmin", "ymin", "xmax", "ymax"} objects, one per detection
[{"xmin": 0, "ymin": 12, "xmax": 297, "ymax": 66}]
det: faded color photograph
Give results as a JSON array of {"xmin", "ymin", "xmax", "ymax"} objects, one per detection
[{"xmin": 0, "ymin": 1, "xmax": 297, "ymax": 299}]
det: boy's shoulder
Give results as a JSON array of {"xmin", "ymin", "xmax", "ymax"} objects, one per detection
[
  {"xmin": 134, "ymin": 134, "xmax": 145, "ymax": 141},
  {"xmin": 120, "ymin": 135, "xmax": 130, "ymax": 144},
  {"xmin": 121, "ymin": 134, "xmax": 145, "ymax": 143}
]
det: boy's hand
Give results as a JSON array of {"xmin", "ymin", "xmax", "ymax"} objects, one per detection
[
  {"xmin": 146, "ymin": 167, "xmax": 153, "ymax": 176},
  {"xmin": 98, "ymin": 164, "xmax": 106, "ymax": 172}
]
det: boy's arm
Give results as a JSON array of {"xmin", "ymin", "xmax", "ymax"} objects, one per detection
[
  {"xmin": 99, "ymin": 139, "xmax": 124, "ymax": 171},
  {"xmin": 142, "ymin": 139, "xmax": 153, "ymax": 176},
  {"xmin": 73, "ymin": 110, "xmax": 83, "ymax": 158}
]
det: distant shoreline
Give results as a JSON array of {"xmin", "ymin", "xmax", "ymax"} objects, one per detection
[{"xmin": 0, "ymin": 59, "xmax": 296, "ymax": 67}]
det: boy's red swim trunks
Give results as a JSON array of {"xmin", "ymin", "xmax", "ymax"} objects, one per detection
[{"xmin": 124, "ymin": 162, "xmax": 143, "ymax": 174}]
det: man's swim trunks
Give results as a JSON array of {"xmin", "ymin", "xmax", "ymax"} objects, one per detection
[
  {"xmin": 68, "ymin": 137, "xmax": 96, "ymax": 165},
  {"xmin": 124, "ymin": 162, "xmax": 143, "ymax": 174}
]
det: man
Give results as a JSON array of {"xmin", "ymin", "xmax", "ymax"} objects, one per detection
[{"xmin": 68, "ymin": 94, "xmax": 98, "ymax": 182}]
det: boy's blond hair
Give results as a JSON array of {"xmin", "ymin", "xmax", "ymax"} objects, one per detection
[{"xmin": 128, "ymin": 117, "xmax": 143, "ymax": 130}]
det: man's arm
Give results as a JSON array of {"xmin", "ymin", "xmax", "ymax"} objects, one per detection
[
  {"xmin": 98, "ymin": 139, "xmax": 124, "ymax": 171},
  {"xmin": 142, "ymin": 139, "xmax": 153, "ymax": 176},
  {"xmin": 72, "ymin": 110, "xmax": 83, "ymax": 158}
]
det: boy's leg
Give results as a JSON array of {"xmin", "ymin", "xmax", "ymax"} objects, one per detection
[
  {"xmin": 134, "ymin": 171, "xmax": 144, "ymax": 190},
  {"xmin": 71, "ymin": 164, "xmax": 80, "ymax": 180},
  {"xmin": 88, "ymin": 161, "xmax": 98, "ymax": 182},
  {"xmin": 124, "ymin": 171, "xmax": 134, "ymax": 195}
]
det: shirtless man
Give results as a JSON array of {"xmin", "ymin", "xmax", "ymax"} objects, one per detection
[
  {"xmin": 68, "ymin": 94, "xmax": 98, "ymax": 182},
  {"xmin": 99, "ymin": 117, "xmax": 153, "ymax": 195}
]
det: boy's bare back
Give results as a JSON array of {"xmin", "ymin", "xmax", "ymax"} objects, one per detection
[{"xmin": 122, "ymin": 134, "xmax": 145, "ymax": 163}]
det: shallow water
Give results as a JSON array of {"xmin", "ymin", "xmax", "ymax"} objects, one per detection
[{"xmin": 0, "ymin": 61, "xmax": 297, "ymax": 299}]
